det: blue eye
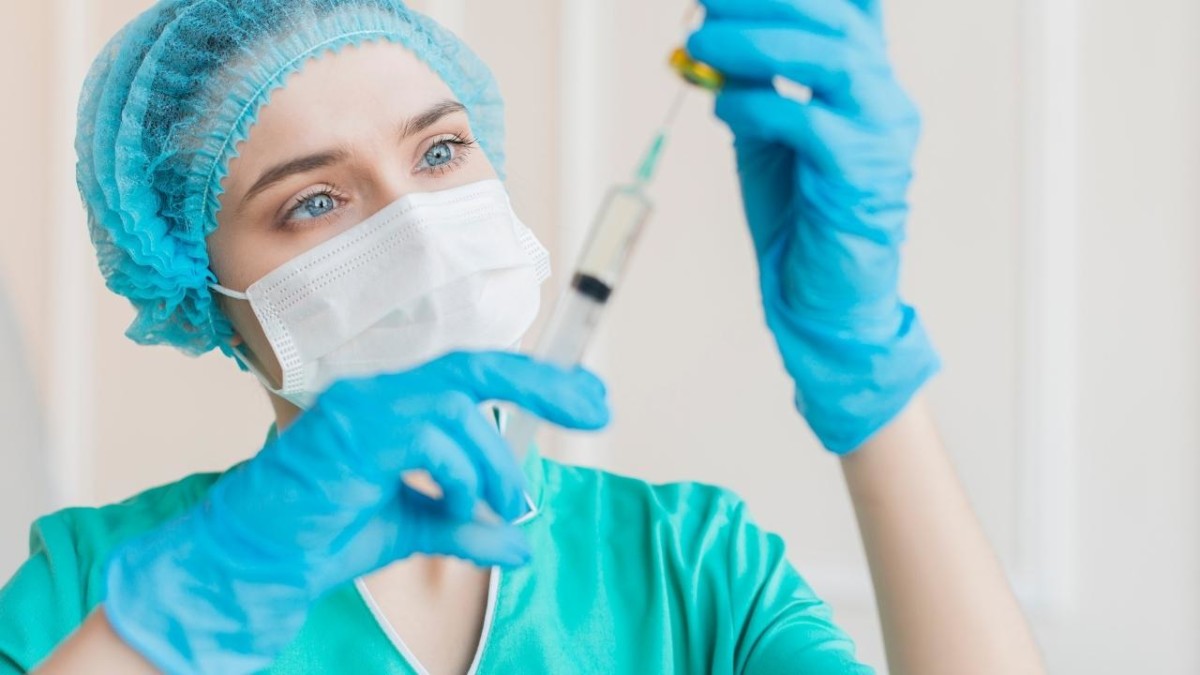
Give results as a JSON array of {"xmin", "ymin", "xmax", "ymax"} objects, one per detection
[
  {"xmin": 418, "ymin": 135, "xmax": 476, "ymax": 174},
  {"xmin": 423, "ymin": 140, "xmax": 455, "ymax": 168},
  {"xmin": 289, "ymin": 192, "xmax": 338, "ymax": 221}
]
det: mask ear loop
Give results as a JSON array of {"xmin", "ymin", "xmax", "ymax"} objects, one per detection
[
  {"xmin": 210, "ymin": 282, "xmax": 312, "ymax": 408},
  {"xmin": 209, "ymin": 283, "xmax": 249, "ymax": 301},
  {"xmin": 229, "ymin": 343, "xmax": 315, "ymax": 410}
]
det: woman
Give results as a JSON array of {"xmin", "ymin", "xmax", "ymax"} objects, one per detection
[{"xmin": 0, "ymin": 0, "xmax": 1044, "ymax": 673}]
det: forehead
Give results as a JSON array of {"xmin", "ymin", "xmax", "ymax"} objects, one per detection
[{"xmin": 227, "ymin": 41, "xmax": 458, "ymax": 178}]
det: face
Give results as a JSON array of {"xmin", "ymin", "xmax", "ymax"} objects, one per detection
[{"xmin": 207, "ymin": 41, "xmax": 498, "ymax": 391}]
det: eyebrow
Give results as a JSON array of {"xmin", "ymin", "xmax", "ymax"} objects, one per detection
[
  {"xmin": 240, "ymin": 99, "xmax": 469, "ymax": 207},
  {"xmin": 399, "ymin": 100, "xmax": 468, "ymax": 140},
  {"xmin": 242, "ymin": 149, "xmax": 349, "ymax": 206}
]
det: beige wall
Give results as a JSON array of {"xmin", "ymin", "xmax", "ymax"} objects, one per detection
[
  {"xmin": 1, "ymin": 1, "xmax": 1196, "ymax": 672},
  {"xmin": 0, "ymin": 4, "xmax": 53, "ymax": 389}
]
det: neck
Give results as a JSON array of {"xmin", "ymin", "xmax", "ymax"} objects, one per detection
[{"xmin": 270, "ymin": 392, "xmax": 303, "ymax": 432}]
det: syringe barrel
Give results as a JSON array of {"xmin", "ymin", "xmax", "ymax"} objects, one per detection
[
  {"xmin": 533, "ymin": 282, "xmax": 606, "ymax": 366},
  {"xmin": 503, "ymin": 290, "xmax": 605, "ymax": 456},
  {"xmin": 503, "ymin": 185, "xmax": 652, "ymax": 456},
  {"xmin": 575, "ymin": 185, "xmax": 653, "ymax": 290}
]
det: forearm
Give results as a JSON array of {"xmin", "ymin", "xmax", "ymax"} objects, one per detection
[
  {"xmin": 841, "ymin": 397, "xmax": 1044, "ymax": 675},
  {"xmin": 32, "ymin": 608, "xmax": 156, "ymax": 675}
]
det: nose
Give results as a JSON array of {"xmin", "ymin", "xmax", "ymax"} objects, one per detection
[{"xmin": 364, "ymin": 160, "xmax": 417, "ymax": 217}]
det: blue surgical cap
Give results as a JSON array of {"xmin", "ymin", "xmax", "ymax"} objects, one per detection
[{"xmin": 76, "ymin": 0, "xmax": 506, "ymax": 356}]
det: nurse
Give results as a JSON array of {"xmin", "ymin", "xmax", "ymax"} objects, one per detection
[{"xmin": 0, "ymin": 0, "xmax": 1044, "ymax": 673}]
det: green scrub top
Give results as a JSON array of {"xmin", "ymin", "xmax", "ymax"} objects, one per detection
[{"xmin": 0, "ymin": 439, "xmax": 872, "ymax": 674}]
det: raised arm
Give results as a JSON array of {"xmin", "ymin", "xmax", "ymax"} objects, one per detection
[
  {"xmin": 843, "ymin": 399, "xmax": 1043, "ymax": 674},
  {"xmin": 688, "ymin": 1, "xmax": 1044, "ymax": 671}
]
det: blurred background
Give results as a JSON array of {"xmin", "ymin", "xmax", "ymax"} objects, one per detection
[{"xmin": 1, "ymin": 0, "xmax": 1197, "ymax": 671}]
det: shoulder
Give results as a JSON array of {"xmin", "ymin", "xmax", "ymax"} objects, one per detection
[
  {"xmin": 542, "ymin": 455, "xmax": 738, "ymax": 506},
  {"xmin": 540, "ymin": 461, "xmax": 868, "ymax": 670},
  {"xmin": 0, "ymin": 471, "xmax": 226, "ymax": 672},
  {"xmin": 539, "ymin": 456, "xmax": 754, "ymax": 544},
  {"xmin": 55, "ymin": 469, "xmax": 224, "ymax": 535},
  {"xmin": 34, "ymin": 470, "xmax": 225, "ymax": 580}
]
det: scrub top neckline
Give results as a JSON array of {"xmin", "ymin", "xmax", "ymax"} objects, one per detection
[
  {"xmin": 346, "ymin": 432, "xmax": 545, "ymax": 674},
  {"xmin": 355, "ymin": 568, "xmax": 501, "ymax": 675},
  {"xmin": 519, "ymin": 445, "xmax": 546, "ymax": 521},
  {"xmin": 351, "ymin": 483, "xmax": 539, "ymax": 675}
]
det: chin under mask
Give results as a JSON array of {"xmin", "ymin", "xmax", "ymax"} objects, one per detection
[{"xmin": 211, "ymin": 179, "xmax": 550, "ymax": 409}]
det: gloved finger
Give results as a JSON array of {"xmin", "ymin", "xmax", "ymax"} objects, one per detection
[
  {"xmin": 210, "ymin": 427, "xmax": 398, "ymax": 548},
  {"xmin": 400, "ymin": 488, "xmax": 532, "ymax": 568},
  {"xmin": 404, "ymin": 423, "xmax": 483, "ymax": 523},
  {"xmin": 314, "ymin": 487, "xmax": 434, "ymax": 580},
  {"xmin": 715, "ymin": 86, "xmax": 821, "ymax": 163},
  {"xmin": 721, "ymin": 124, "xmax": 803, "ymax": 257},
  {"xmin": 344, "ymin": 488, "xmax": 531, "ymax": 571},
  {"xmin": 688, "ymin": 23, "xmax": 889, "ymax": 113},
  {"xmin": 305, "ymin": 379, "xmax": 526, "ymax": 520},
  {"xmin": 718, "ymin": 86, "xmax": 913, "ymax": 230},
  {"xmin": 425, "ymin": 520, "xmax": 531, "ymax": 569},
  {"xmin": 408, "ymin": 352, "xmax": 611, "ymax": 431},
  {"xmin": 298, "ymin": 394, "xmax": 488, "ymax": 525},
  {"xmin": 698, "ymin": 0, "xmax": 873, "ymax": 39},
  {"xmin": 428, "ymin": 392, "xmax": 528, "ymax": 521},
  {"xmin": 717, "ymin": 84, "xmax": 917, "ymax": 173}
]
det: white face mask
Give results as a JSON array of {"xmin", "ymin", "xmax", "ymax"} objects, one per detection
[{"xmin": 210, "ymin": 179, "xmax": 550, "ymax": 409}]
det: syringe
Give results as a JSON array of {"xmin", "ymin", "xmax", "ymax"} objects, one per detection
[{"xmin": 503, "ymin": 90, "xmax": 687, "ymax": 456}]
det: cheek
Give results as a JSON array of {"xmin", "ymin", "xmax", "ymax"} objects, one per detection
[
  {"xmin": 220, "ymin": 298, "xmax": 265, "ymax": 349},
  {"xmin": 470, "ymin": 150, "xmax": 500, "ymax": 181},
  {"xmin": 219, "ymin": 296, "xmax": 284, "ymax": 382},
  {"xmin": 208, "ymin": 217, "xmax": 304, "ymax": 291},
  {"xmin": 207, "ymin": 218, "xmax": 253, "ymax": 290}
]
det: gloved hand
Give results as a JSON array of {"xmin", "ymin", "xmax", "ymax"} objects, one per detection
[
  {"xmin": 688, "ymin": 0, "xmax": 941, "ymax": 454},
  {"xmin": 102, "ymin": 352, "xmax": 609, "ymax": 674}
]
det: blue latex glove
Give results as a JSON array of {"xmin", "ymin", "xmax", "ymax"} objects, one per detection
[
  {"xmin": 688, "ymin": 0, "xmax": 941, "ymax": 454},
  {"xmin": 102, "ymin": 352, "xmax": 609, "ymax": 674}
]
